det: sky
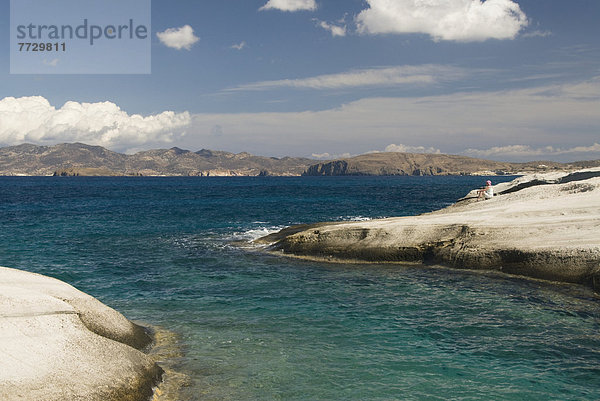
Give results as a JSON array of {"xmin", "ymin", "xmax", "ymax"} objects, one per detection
[{"xmin": 0, "ymin": 0, "xmax": 599, "ymax": 162}]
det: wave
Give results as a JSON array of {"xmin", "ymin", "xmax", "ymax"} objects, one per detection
[
  {"xmin": 229, "ymin": 225, "xmax": 287, "ymax": 244},
  {"xmin": 334, "ymin": 215, "xmax": 374, "ymax": 222}
]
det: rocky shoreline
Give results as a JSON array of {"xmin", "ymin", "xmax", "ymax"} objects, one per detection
[
  {"xmin": 257, "ymin": 169, "xmax": 600, "ymax": 289},
  {"xmin": 0, "ymin": 266, "xmax": 163, "ymax": 401}
]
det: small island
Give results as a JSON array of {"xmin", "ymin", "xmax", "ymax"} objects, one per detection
[{"xmin": 257, "ymin": 168, "xmax": 600, "ymax": 289}]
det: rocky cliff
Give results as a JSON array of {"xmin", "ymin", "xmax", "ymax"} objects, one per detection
[{"xmin": 303, "ymin": 152, "xmax": 600, "ymax": 176}]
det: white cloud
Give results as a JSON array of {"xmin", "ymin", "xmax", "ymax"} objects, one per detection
[
  {"xmin": 315, "ymin": 20, "xmax": 347, "ymax": 37},
  {"xmin": 156, "ymin": 25, "xmax": 200, "ymax": 50},
  {"xmin": 183, "ymin": 78, "xmax": 600, "ymax": 160},
  {"xmin": 464, "ymin": 143, "xmax": 600, "ymax": 158},
  {"xmin": 384, "ymin": 144, "xmax": 442, "ymax": 154},
  {"xmin": 356, "ymin": 0, "xmax": 529, "ymax": 42},
  {"xmin": 4, "ymin": 79, "xmax": 598, "ymax": 163},
  {"xmin": 259, "ymin": 0, "xmax": 317, "ymax": 12},
  {"xmin": 231, "ymin": 41, "xmax": 247, "ymax": 50},
  {"xmin": 226, "ymin": 64, "xmax": 465, "ymax": 91},
  {"xmin": 0, "ymin": 96, "xmax": 191, "ymax": 152},
  {"xmin": 522, "ymin": 30, "xmax": 552, "ymax": 38}
]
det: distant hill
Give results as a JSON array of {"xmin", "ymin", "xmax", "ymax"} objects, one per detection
[
  {"xmin": 1, "ymin": 143, "xmax": 598, "ymax": 177},
  {"xmin": 302, "ymin": 152, "xmax": 600, "ymax": 176},
  {"xmin": 0, "ymin": 143, "xmax": 315, "ymax": 176}
]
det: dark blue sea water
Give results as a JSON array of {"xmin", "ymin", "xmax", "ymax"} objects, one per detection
[{"xmin": 1, "ymin": 176, "xmax": 599, "ymax": 400}]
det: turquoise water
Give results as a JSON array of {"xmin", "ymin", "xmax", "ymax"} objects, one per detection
[{"xmin": 1, "ymin": 176, "xmax": 599, "ymax": 400}]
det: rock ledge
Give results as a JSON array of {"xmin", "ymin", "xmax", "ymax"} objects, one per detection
[
  {"xmin": 0, "ymin": 266, "xmax": 163, "ymax": 401},
  {"xmin": 259, "ymin": 169, "xmax": 600, "ymax": 288}
]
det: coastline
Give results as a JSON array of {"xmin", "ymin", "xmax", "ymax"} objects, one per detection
[
  {"xmin": 0, "ymin": 266, "xmax": 164, "ymax": 401},
  {"xmin": 256, "ymin": 169, "xmax": 600, "ymax": 289}
]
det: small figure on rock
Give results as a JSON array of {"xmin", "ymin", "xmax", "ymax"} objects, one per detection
[{"xmin": 477, "ymin": 180, "xmax": 494, "ymax": 200}]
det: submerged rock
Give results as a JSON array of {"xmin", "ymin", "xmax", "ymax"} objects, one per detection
[
  {"xmin": 0, "ymin": 266, "xmax": 163, "ymax": 401},
  {"xmin": 260, "ymin": 169, "xmax": 600, "ymax": 288}
]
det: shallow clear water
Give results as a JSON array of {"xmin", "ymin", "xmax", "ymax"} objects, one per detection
[{"xmin": 1, "ymin": 176, "xmax": 599, "ymax": 400}]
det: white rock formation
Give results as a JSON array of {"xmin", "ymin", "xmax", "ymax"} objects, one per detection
[
  {"xmin": 260, "ymin": 169, "xmax": 600, "ymax": 287},
  {"xmin": 0, "ymin": 266, "xmax": 162, "ymax": 401}
]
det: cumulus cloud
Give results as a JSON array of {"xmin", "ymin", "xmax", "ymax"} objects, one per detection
[
  {"xmin": 356, "ymin": 0, "xmax": 529, "ymax": 42},
  {"xmin": 230, "ymin": 41, "xmax": 246, "ymax": 50},
  {"xmin": 259, "ymin": 0, "xmax": 317, "ymax": 12},
  {"xmin": 226, "ymin": 64, "xmax": 465, "ymax": 91},
  {"xmin": 464, "ymin": 143, "xmax": 600, "ymax": 158},
  {"xmin": 315, "ymin": 20, "xmax": 347, "ymax": 37},
  {"xmin": 0, "ymin": 96, "xmax": 191, "ymax": 152},
  {"xmin": 156, "ymin": 25, "xmax": 200, "ymax": 50}
]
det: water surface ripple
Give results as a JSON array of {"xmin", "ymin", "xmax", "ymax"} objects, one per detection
[{"xmin": 1, "ymin": 176, "xmax": 598, "ymax": 400}]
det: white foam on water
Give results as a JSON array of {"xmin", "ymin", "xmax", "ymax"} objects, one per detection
[
  {"xmin": 230, "ymin": 225, "xmax": 287, "ymax": 243},
  {"xmin": 334, "ymin": 215, "xmax": 374, "ymax": 222}
]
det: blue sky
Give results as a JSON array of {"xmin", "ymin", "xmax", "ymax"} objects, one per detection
[{"xmin": 0, "ymin": 0, "xmax": 599, "ymax": 161}]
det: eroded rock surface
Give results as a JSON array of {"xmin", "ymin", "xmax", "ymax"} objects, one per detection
[
  {"xmin": 0, "ymin": 266, "xmax": 162, "ymax": 401},
  {"xmin": 261, "ymin": 169, "xmax": 600, "ymax": 287}
]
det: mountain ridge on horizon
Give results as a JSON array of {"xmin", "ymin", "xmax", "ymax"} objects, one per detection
[
  {"xmin": 0, "ymin": 142, "xmax": 315, "ymax": 176},
  {"xmin": 0, "ymin": 142, "xmax": 598, "ymax": 177}
]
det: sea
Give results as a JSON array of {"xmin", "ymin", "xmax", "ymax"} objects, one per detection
[{"xmin": 1, "ymin": 175, "xmax": 599, "ymax": 401}]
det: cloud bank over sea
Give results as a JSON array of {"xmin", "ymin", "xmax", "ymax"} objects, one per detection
[
  {"xmin": 0, "ymin": 96, "xmax": 190, "ymax": 151},
  {"xmin": 2, "ymin": 75, "xmax": 599, "ymax": 162}
]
